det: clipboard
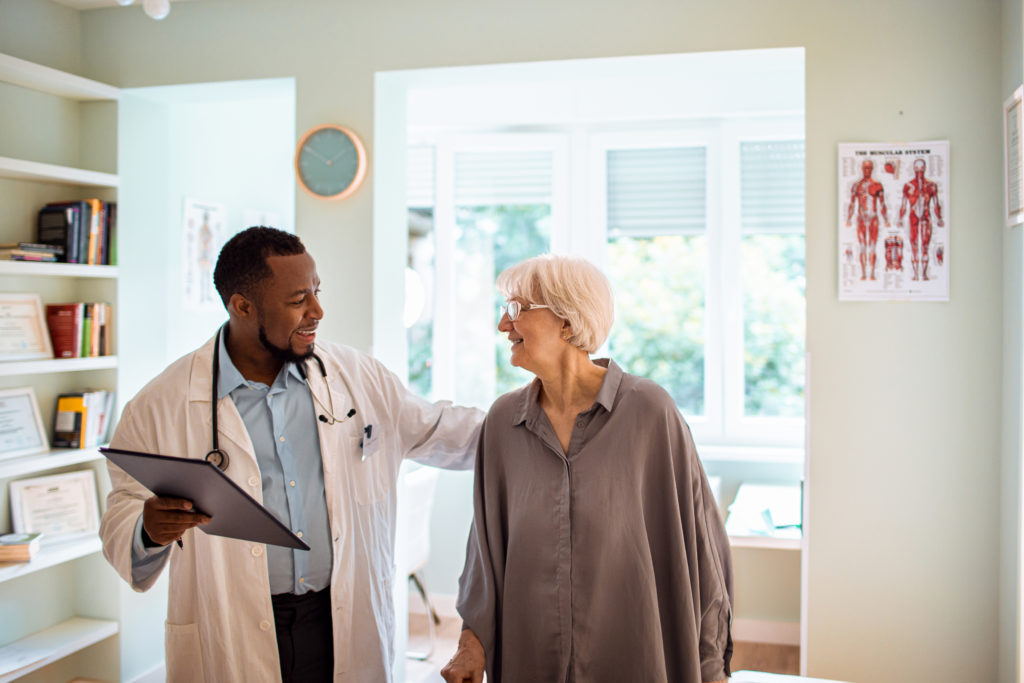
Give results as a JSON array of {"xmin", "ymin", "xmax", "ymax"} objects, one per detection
[{"xmin": 100, "ymin": 446, "xmax": 310, "ymax": 550}]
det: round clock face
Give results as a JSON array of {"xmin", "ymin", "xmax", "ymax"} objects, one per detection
[{"xmin": 295, "ymin": 125, "xmax": 367, "ymax": 200}]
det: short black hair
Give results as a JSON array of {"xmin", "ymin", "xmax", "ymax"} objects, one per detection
[{"xmin": 213, "ymin": 226, "xmax": 306, "ymax": 307}]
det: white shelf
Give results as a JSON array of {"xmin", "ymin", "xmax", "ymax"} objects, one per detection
[
  {"xmin": 729, "ymin": 535, "xmax": 802, "ymax": 551},
  {"xmin": 0, "ymin": 156, "xmax": 118, "ymax": 188},
  {"xmin": 0, "ymin": 262, "xmax": 118, "ymax": 279},
  {"xmin": 0, "ymin": 356, "xmax": 117, "ymax": 377},
  {"xmin": 0, "ymin": 448, "xmax": 104, "ymax": 480},
  {"xmin": 0, "ymin": 535, "xmax": 102, "ymax": 585},
  {"xmin": 0, "ymin": 53, "xmax": 119, "ymax": 101},
  {"xmin": 0, "ymin": 617, "xmax": 118, "ymax": 682}
]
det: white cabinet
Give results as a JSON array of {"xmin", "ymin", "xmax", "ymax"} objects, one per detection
[{"xmin": 0, "ymin": 53, "xmax": 123, "ymax": 683}]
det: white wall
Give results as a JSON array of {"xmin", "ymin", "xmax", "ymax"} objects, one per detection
[
  {"xmin": 118, "ymin": 79, "xmax": 295, "ymax": 401},
  {"xmin": 1001, "ymin": 1, "xmax": 1023, "ymax": 682},
  {"xmin": 0, "ymin": 0, "xmax": 1011, "ymax": 681}
]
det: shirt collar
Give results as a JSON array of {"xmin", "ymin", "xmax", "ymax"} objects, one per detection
[
  {"xmin": 512, "ymin": 357, "xmax": 623, "ymax": 426},
  {"xmin": 215, "ymin": 329, "xmax": 306, "ymax": 399}
]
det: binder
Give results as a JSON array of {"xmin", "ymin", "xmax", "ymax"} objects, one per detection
[{"xmin": 100, "ymin": 447, "xmax": 310, "ymax": 550}]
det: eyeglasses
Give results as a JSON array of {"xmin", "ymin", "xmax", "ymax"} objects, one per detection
[{"xmin": 500, "ymin": 301, "xmax": 551, "ymax": 322}]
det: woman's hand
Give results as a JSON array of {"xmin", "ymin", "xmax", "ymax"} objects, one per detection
[{"xmin": 440, "ymin": 628, "xmax": 486, "ymax": 683}]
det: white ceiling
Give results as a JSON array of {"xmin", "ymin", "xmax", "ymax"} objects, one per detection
[{"xmin": 52, "ymin": 0, "xmax": 196, "ymax": 9}]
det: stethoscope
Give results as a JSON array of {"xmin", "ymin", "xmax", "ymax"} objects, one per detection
[{"xmin": 205, "ymin": 325, "xmax": 356, "ymax": 472}]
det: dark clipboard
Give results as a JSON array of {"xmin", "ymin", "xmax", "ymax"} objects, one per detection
[{"xmin": 100, "ymin": 446, "xmax": 310, "ymax": 550}]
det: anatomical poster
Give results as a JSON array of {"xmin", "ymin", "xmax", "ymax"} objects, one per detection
[
  {"xmin": 838, "ymin": 140, "xmax": 949, "ymax": 302},
  {"xmin": 182, "ymin": 198, "xmax": 227, "ymax": 311}
]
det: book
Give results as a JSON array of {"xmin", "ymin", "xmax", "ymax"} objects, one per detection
[
  {"xmin": 105, "ymin": 202, "xmax": 117, "ymax": 265},
  {"xmin": 84, "ymin": 198, "xmax": 103, "ymax": 265},
  {"xmin": 52, "ymin": 393, "xmax": 88, "ymax": 448},
  {"xmin": 38, "ymin": 201, "xmax": 88, "ymax": 263},
  {"xmin": 1, "ymin": 241, "xmax": 63, "ymax": 262},
  {"xmin": 80, "ymin": 305, "xmax": 92, "ymax": 358},
  {"xmin": 0, "ymin": 532, "xmax": 42, "ymax": 563},
  {"xmin": 45, "ymin": 303, "xmax": 83, "ymax": 359},
  {"xmin": 52, "ymin": 390, "xmax": 112, "ymax": 448}
]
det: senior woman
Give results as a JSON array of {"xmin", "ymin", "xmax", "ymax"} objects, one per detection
[{"xmin": 441, "ymin": 254, "xmax": 733, "ymax": 683}]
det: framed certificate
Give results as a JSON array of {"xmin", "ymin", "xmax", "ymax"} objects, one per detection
[
  {"xmin": 0, "ymin": 387, "xmax": 48, "ymax": 461},
  {"xmin": 0, "ymin": 294, "xmax": 53, "ymax": 361},
  {"xmin": 10, "ymin": 470, "xmax": 100, "ymax": 538}
]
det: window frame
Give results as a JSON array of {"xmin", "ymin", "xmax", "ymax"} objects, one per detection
[
  {"xmin": 426, "ymin": 131, "xmax": 570, "ymax": 405},
  {"xmin": 410, "ymin": 116, "xmax": 805, "ymax": 454}
]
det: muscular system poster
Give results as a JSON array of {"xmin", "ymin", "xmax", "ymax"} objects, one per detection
[{"xmin": 838, "ymin": 140, "xmax": 949, "ymax": 301}]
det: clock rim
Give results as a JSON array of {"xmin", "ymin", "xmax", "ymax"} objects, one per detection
[{"xmin": 294, "ymin": 124, "xmax": 368, "ymax": 201}]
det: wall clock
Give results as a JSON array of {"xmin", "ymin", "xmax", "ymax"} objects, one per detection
[{"xmin": 294, "ymin": 124, "xmax": 367, "ymax": 200}]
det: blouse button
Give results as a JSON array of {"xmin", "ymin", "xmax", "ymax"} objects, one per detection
[
  {"xmin": 251, "ymin": 545, "xmax": 264, "ymax": 557},
  {"xmin": 259, "ymin": 620, "xmax": 271, "ymax": 631},
  {"xmin": 248, "ymin": 476, "xmax": 259, "ymax": 487}
]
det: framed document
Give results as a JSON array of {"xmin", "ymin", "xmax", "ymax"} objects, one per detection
[
  {"xmin": 1006, "ymin": 85, "xmax": 1024, "ymax": 227},
  {"xmin": 10, "ymin": 470, "xmax": 100, "ymax": 538},
  {"xmin": 0, "ymin": 294, "xmax": 53, "ymax": 361},
  {"xmin": 0, "ymin": 387, "xmax": 48, "ymax": 461}
]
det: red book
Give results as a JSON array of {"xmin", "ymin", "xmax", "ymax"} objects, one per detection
[{"xmin": 46, "ymin": 303, "xmax": 83, "ymax": 359}]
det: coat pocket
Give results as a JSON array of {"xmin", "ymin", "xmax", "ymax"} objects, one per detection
[
  {"xmin": 165, "ymin": 621, "xmax": 206, "ymax": 683},
  {"xmin": 352, "ymin": 434, "xmax": 389, "ymax": 505}
]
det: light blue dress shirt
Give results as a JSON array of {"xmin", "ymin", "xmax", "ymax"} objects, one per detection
[{"xmin": 131, "ymin": 333, "xmax": 333, "ymax": 596}]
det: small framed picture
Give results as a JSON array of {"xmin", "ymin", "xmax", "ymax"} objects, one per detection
[
  {"xmin": 0, "ymin": 293, "xmax": 54, "ymax": 361},
  {"xmin": 10, "ymin": 469, "xmax": 100, "ymax": 539},
  {"xmin": 0, "ymin": 387, "xmax": 49, "ymax": 461}
]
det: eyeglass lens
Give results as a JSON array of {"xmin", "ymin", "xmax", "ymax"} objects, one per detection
[{"xmin": 501, "ymin": 301, "xmax": 523, "ymax": 321}]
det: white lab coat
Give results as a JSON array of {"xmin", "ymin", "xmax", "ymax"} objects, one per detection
[{"xmin": 100, "ymin": 335, "xmax": 482, "ymax": 682}]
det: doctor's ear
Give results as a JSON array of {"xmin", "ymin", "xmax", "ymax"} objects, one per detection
[{"xmin": 228, "ymin": 293, "xmax": 256, "ymax": 319}]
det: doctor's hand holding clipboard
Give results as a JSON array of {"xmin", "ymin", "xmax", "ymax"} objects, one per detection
[{"xmin": 141, "ymin": 495, "xmax": 210, "ymax": 548}]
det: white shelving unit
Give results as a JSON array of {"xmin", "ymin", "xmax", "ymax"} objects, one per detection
[
  {"xmin": 0, "ymin": 156, "xmax": 119, "ymax": 188},
  {"xmin": 0, "ymin": 618, "xmax": 118, "ymax": 683},
  {"xmin": 0, "ymin": 448, "xmax": 104, "ymax": 480},
  {"xmin": 0, "ymin": 52, "xmax": 123, "ymax": 683}
]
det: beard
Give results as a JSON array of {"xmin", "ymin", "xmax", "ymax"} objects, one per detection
[{"xmin": 258, "ymin": 324, "xmax": 315, "ymax": 364}]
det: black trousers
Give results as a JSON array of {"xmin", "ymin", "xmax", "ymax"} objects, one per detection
[{"xmin": 271, "ymin": 588, "xmax": 334, "ymax": 683}]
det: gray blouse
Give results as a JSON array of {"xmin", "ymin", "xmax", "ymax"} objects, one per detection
[{"xmin": 457, "ymin": 359, "xmax": 733, "ymax": 683}]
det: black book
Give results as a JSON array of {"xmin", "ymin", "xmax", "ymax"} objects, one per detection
[{"xmin": 37, "ymin": 201, "xmax": 89, "ymax": 263}]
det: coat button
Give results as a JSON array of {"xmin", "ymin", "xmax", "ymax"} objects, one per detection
[
  {"xmin": 248, "ymin": 476, "xmax": 259, "ymax": 487},
  {"xmin": 251, "ymin": 545, "xmax": 264, "ymax": 557},
  {"xmin": 259, "ymin": 620, "xmax": 271, "ymax": 631}
]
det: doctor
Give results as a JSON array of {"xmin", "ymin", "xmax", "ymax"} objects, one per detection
[{"xmin": 100, "ymin": 226, "xmax": 483, "ymax": 682}]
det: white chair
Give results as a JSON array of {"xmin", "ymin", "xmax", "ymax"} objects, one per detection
[{"xmin": 405, "ymin": 466, "xmax": 441, "ymax": 660}]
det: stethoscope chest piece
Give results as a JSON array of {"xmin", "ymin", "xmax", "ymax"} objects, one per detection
[{"xmin": 205, "ymin": 448, "xmax": 229, "ymax": 471}]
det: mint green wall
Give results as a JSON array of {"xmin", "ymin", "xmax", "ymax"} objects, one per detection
[
  {"xmin": 1001, "ymin": 2, "xmax": 1023, "ymax": 682},
  {"xmin": 1, "ymin": 0, "xmax": 1012, "ymax": 681}
]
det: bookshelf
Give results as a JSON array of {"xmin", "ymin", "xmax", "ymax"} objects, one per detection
[
  {"xmin": 0, "ymin": 53, "xmax": 123, "ymax": 683},
  {"xmin": 0, "ymin": 156, "xmax": 119, "ymax": 188}
]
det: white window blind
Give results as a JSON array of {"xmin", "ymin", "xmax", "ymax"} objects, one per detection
[
  {"xmin": 606, "ymin": 147, "xmax": 707, "ymax": 237},
  {"xmin": 454, "ymin": 150, "xmax": 554, "ymax": 205},
  {"xmin": 407, "ymin": 145, "xmax": 435, "ymax": 208},
  {"xmin": 740, "ymin": 140, "xmax": 805, "ymax": 234}
]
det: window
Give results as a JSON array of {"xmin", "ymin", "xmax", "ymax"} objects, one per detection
[
  {"xmin": 407, "ymin": 135, "xmax": 567, "ymax": 409},
  {"xmin": 407, "ymin": 123, "xmax": 804, "ymax": 455}
]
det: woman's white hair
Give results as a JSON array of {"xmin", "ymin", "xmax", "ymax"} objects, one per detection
[{"xmin": 496, "ymin": 254, "xmax": 614, "ymax": 354}]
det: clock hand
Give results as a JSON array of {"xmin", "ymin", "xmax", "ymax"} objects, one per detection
[
  {"xmin": 328, "ymin": 149, "xmax": 347, "ymax": 163},
  {"xmin": 303, "ymin": 146, "xmax": 331, "ymax": 164}
]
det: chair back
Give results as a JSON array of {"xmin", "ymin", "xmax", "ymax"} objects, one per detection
[{"xmin": 405, "ymin": 466, "xmax": 440, "ymax": 574}]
